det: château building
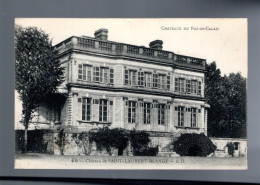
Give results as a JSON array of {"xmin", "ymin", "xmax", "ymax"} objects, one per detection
[{"xmin": 16, "ymin": 28, "xmax": 210, "ymax": 155}]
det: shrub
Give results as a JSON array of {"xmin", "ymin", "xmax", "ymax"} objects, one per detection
[
  {"xmin": 173, "ymin": 133, "xmax": 216, "ymax": 157},
  {"xmin": 55, "ymin": 129, "xmax": 69, "ymax": 155},
  {"xmin": 15, "ymin": 130, "xmax": 48, "ymax": 153},
  {"xmin": 129, "ymin": 130, "xmax": 158, "ymax": 156},
  {"xmin": 226, "ymin": 142, "xmax": 235, "ymax": 156},
  {"xmin": 89, "ymin": 127, "xmax": 128, "ymax": 155}
]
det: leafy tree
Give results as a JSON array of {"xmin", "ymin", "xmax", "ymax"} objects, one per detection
[
  {"xmin": 205, "ymin": 62, "xmax": 247, "ymax": 138},
  {"xmin": 15, "ymin": 26, "xmax": 64, "ymax": 153}
]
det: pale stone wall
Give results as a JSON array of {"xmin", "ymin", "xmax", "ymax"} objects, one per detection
[{"xmin": 210, "ymin": 137, "xmax": 247, "ymax": 156}]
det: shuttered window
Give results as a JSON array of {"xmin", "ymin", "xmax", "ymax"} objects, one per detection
[
  {"xmin": 125, "ymin": 69, "xmax": 129, "ymax": 85},
  {"xmin": 100, "ymin": 67, "xmax": 108, "ymax": 83},
  {"xmin": 128, "ymin": 101, "xmax": 136, "ymax": 123},
  {"xmin": 145, "ymin": 72, "xmax": 152, "ymax": 88},
  {"xmin": 174, "ymin": 78, "xmax": 179, "ymax": 91},
  {"xmin": 81, "ymin": 98, "xmax": 91, "ymax": 121},
  {"xmin": 158, "ymin": 104, "xmax": 166, "ymax": 125},
  {"xmin": 191, "ymin": 80, "xmax": 197, "ymax": 94},
  {"xmin": 110, "ymin": 68, "xmax": 114, "ymax": 84},
  {"xmin": 78, "ymin": 64, "xmax": 83, "ymax": 80},
  {"xmin": 198, "ymin": 81, "xmax": 202, "ymax": 95},
  {"xmin": 178, "ymin": 106, "xmax": 185, "ymax": 127},
  {"xmin": 166, "ymin": 75, "xmax": 171, "ymax": 90},
  {"xmin": 99, "ymin": 99, "xmax": 108, "ymax": 122},
  {"xmin": 186, "ymin": 79, "xmax": 191, "ymax": 94},
  {"xmin": 153, "ymin": 73, "xmax": 159, "ymax": 88},
  {"xmin": 93, "ymin": 66, "xmax": 100, "ymax": 82},
  {"xmin": 158, "ymin": 74, "xmax": 166, "ymax": 89},
  {"xmin": 143, "ymin": 103, "xmax": 151, "ymax": 124}
]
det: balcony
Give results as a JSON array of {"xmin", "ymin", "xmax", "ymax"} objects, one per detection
[{"xmin": 55, "ymin": 36, "xmax": 206, "ymax": 71}]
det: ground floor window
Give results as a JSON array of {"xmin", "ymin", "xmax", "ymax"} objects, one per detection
[
  {"xmin": 82, "ymin": 98, "xmax": 91, "ymax": 121},
  {"xmin": 128, "ymin": 101, "xmax": 136, "ymax": 123},
  {"xmin": 178, "ymin": 106, "xmax": 185, "ymax": 126},
  {"xmin": 191, "ymin": 108, "xmax": 197, "ymax": 127},
  {"xmin": 144, "ymin": 103, "xmax": 151, "ymax": 124},
  {"xmin": 158, "ymin": 104, "xmax": 166, "ymax": 125},
  {"xmin": 99, "ymin": 99, "xmax": 108, "ymax": 122}
]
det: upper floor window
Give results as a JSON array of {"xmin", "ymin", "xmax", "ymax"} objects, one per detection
[
  {"xmin": 144, "ymin": 103, "xmax": 151, "ymax": 124},
  {"xmin": 100, "ymin": 67, "xmax": 109, "ymax": 83},
  {"xmin": 78, "ymin": 64, "xmax": 114, "ymax": 84},
  {"xmin": 158, "ymin": 104, "xmax": 166, "ymax": 125},
  {"xmin": 175, "ymin": 77, "xmax": 202, "ymax": 95},
  {"xmin": 125, "ymin": 69, "xmax": 137, "ymax": 86},
  {"xmin": 153, "ymin": 73, "xmax": 159, "ymax": 88},
  {"xmin": 191, "ymin": 80, "xmax": 197, "ymax": 94},
  {"xmin": 158, "ymin": 74, "xmax": 166, "ymax": 89},
  {"xmin": 145, "ymin": 72, "xmax": 152, "ymax": 88}
]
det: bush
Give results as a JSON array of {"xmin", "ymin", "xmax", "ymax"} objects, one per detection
[
  {"xmin": 89, "ymin": 127, "xmax": 128, "ymax": 155},
  {"xmin": 129, "ymin": 130, "xmax": 158, "ymax": 156},
  {"xmin": 226, "ymin": 142, "xmax": 235, "ymax": 156},
  {"xmin": 173, "ymin": 133, "xmax": 216, "ymax": 157},
  {"xmin": 15, "ymin": 130, "xmax": 48, "ymax": 153},
  {"xmin": 55, "ymin": 129, "xmax": 69, "ymax": 155}
]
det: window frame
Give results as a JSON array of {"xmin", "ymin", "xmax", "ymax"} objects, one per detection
[
  {"xmin": 99, "ymin": 99, "xmax": 108, "ymax": 122},
  {"xmin": 158, "ymin": 104, "xmax": 166, "ymax": 125},
  {"xmin": 143, "ymin": 102, "xmax": 151, "ymax": 124},
  {"xmin": 128, "ymin": 101, "xmax": 137, "ymax": 123}
]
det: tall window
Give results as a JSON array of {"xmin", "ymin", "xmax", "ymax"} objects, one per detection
[
  {"xmin": 177, "ymin": 106, "xmax": 185, "ymax": 127},
  {"xmin": 191, "ymin": 108, "xmax": 197, "ymax": 127},
  {"xmin": 153, "ymin": 73, "xmax": 159, "ymax": 88},
  {"xmin": 93, "ymin": 66, "xmax": 100, "ymax": 82},
  {"xmin": 179, "ymin": 78, "xmax": 185, "ymax": 93},
  {"xmin": 158, "ymin": 104, "xmax": 166, "ymax": 125},
  {"xmin": 145, "ymin": 72, "xmax": 152, "ymax": 88},
  {"xmin": 110, "ymin": 68, "xmax": 114, "ymax": 84},
  {"xmin": 82, "ymin": 98, "xmax": 91, "ymax": 121},
  {"xmin": 100, "ymin": 67, "xmax": 108, "ymax": 83},
  {"xmin": 158, "ymin": 74, "xmax": 166, "ymax": 89},
  {"xmin": 144, "ymin": 103, "xmax": 151, "ymax": 124},
  {"xmin": 128, "ymin": 101, "xmax": 136, "ymax": 123},
  {"xmin": 82, "ymin": 65, "xmax": 92, "ymax": 81},
  {"xmin": 198, "ymin": 81, "xmax": 202, "ymax": 95},
  {"xmin": 99, "ymin": 99, "xmax": 108, "ymax": 122},
  {"xmin": 129, "ymin": 70, "xmax": 137, "ymax": 86},
  {"xmin": 191, "ymin": 80, "xmax": 197, "ymax": 94},
  {"xmin": 186, "ymin": 79, "xmax": 191, "ymax": 94}
]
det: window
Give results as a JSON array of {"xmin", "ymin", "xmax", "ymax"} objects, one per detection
[
  {"xmin": 125, "ymin": 69, "xmax": 129, "ymax": 84},
  {"xmin": 128, "ymin": 101, "xmax": 136, "ymax": 123},
  {"xmin": 179, "ymin": 78, "xmax": 185, "ymax": 93},
  {"xmin": 100, "ymin": 67, "xmax": 108, "ymax": 83},
  {"xmin": 158, "ymin": 74, "xmax": 166, "ymax": 89},
  {"xmin": 144, "ymin": 103, "xmax": 151, "ymax": 124},
  {"xmin": 145, "ymin": 72, "xmax": 152, "ymax": 88},
  {"xmin": 153, "ymin": 73, "xmax": 159, "ymax": 88},
  {"xmin": 166, "ymin": 75, "xmax": 171, "ymax": 90},
  {"xmin": 191, "ymin": 108, "xmax": 197, "ymax": 127},
  {"xmin": 99, "ymin": 99, "xmax": 108, "ymax": 122},
  {"xmin": 78, "ymin": 64, "xmax": 83, "ymax": 80},
  {"xmin": 82, "ymin": 65, "xmax": 92, "ymax": 81},
  {"xmin": 186, "ymin": 79, "xmax": 191, "ymax": 94},
  {"xmin": 138, "ymin": 71, "xmax": 144, "ymax": 87},
  {"xmin": 198, "ymin": 81, "xmax": 202, "ymax": 95},
  {"xmin": 178, "ymin": 106, "xmax": 185, "ymax": 127},
  {"xmin": 158, "ymin": 104, "xmax": 166, "ymax": 125},
  {"xmin": 191, "ymin": 80, "xmax": 197, "ymax": 94},
  {"xmin": 93, "ymin": 66, "xmax": 100, "ymax": 82},
  {"xmin": 110, "ymin": 68, "xmax": 114, "ymax": 84},
  {"xmin": 175, "ymin": 78, "xmax": 179, "ymax": 91},
  {"xmin": 82, "ymin": 98, "xmax": 91, "ymax": 121},
  {"xmin": 129, "ymin": 70, "xmax": 137, "ymax": 86}
]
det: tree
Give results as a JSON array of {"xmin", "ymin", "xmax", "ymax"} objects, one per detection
[
  {"xmin": 15, "ymin": 26, "xmax": 64, "ymax": 153},
  {"xmin": 205, "ymin": 62, "xmax": 247, "ymax": 138}
]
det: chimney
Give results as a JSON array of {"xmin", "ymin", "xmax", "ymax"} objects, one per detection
[
  {"xmin": 94, "ymin": 28, "xmax": 108, "ymax": 41},
  {"xmin": 149, "ymin": 40, "xmax": 163, "ymax": 50}
]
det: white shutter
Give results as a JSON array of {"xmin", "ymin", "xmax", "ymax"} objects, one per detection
[{"xmin": 77, "ymin": 97, "xmax": 82, "ymax": 120}]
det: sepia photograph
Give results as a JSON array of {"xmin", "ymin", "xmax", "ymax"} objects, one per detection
[{"xmin": 14, "ymin": 18, "xmax": 247, "ymax": 169}]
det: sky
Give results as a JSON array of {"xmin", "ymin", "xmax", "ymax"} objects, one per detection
[{"xmin": 15, "ymin": 18, "xmax": 247, "ymax": 77}]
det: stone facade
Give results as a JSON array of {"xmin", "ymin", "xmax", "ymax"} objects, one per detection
[{"xmin": 16, "ymin": 28, "xmax": 210, "ymax": 155}]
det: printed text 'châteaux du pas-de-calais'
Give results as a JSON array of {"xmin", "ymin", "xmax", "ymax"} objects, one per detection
[{"xmin": 161, "ymin": 26, "xmax": 219, "ymax": 31}]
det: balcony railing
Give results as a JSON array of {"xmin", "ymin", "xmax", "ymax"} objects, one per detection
[{"xmin": 55, "ymin": 36, "xmax": 205, "ymax": 69}]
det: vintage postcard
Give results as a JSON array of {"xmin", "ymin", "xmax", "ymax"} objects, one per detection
[{"xmin": 14, "ymin": 18, "xmax": 247, "ymax": 169}]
